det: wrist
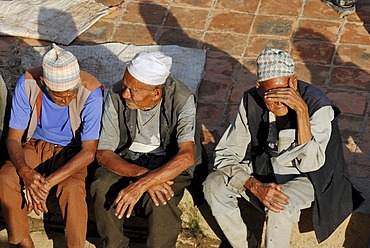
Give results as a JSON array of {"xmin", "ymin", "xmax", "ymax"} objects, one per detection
[{"xmin": 18, "ymin": 165, "xmax": 32, "ymax": 178}]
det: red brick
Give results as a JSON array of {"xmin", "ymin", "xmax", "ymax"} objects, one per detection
[
  {"xmin": 229, "ymin": 82, "xmax": 250, "ymax": 104},
  {"xmin": 203, "ymin": 50, "xmax": 240, "ymax": 80},
  {"xmin": 354, "ymin": 141, "xmax": 370, "ymax": 168},
  {"xmin": 246, "ymin": 36, "xmax": 290, "ymax": 57},
  {"xmin": 204, "ymin": 32, "xmax": 248, "ymax": 57},
  {"xmin": 173, "ymin": 0, "xmax": 212, "ymax": 8},
  {"xmin": 302, "ymin": 0, "xmax": 342, "ymax": 19},
  {"xmin": 252, "ymin": 16, "xmax": 296, "ymax": 37},
  {"xmin": 113, "ymin": 24, "xmax": 157, "ymax": 45},
  {"xmin": 295, "ymin": 20, "xmax": 340, "ymax": 42},
  {"xmin": 121, "ymin": 3, "xmax": 166, "ymax": 25},
  {"xmin": 327, "ymin": 92, "xmax": 367, "ymax": 116},
  {"xmin": 215, "ymin": 0, "xmax": 258, "ymax": 13},
  {"xmin": 341, "ymin": 23, "xmax": 370, "ymax": 46},
  {"xmin": 198, "ymin": 79, "xmax": 232, "ymax": 103},
  {"xmin": 224, "ymin": 104, "xmax": 240, "ymax": 127},
  {"xmin": 330, "ymin": 67, "xmax": 370, "ymax": 91},
  {"xmin": 335, "ymin": 45, "xmax": 370, "ymax": 68},
  {"xmin": 95, "ymin": 0, "xmax": 123, "ymax": 7},
  {"xmin": 259, "ymin": 0, "xmax": 303, "ymax": 16},
  {"xmin": 209, "ymin": 11, "xmax": 254, "ymax": 34},
  {"xmin": 295, "ymin": 63, "xmax": 330, "ymax": 87},
  {"xmin": 77, "ymin": 21, "xmax": 115, "ymax": 43},
  {"xmin": 233, "ymin": 58, "xmax": 258, "ymax": 84},
  {"xmin": 197, "ymin": 102, "xmax": 226, "ymax": 128},
  {"xmin": 165, "ymin": 7, "xmax": 208, "ymax": 29},
  {"xmin": 347, "ymin": 2, "xmax": 370, "ymax": 23},
  {"xmin": 102, "ymin": 8, "xmax": 125, "ymax": 20},
  {"xmin": 156, "ymin": 28, "xmax": 203, "ymax": 48},
  {"xmin": 291, "ymin": 40, "xmax": 335, "ymax": 64},
  {"xmin": 337, "ymin": 114, "xmax": 367, "ymax": 142}
]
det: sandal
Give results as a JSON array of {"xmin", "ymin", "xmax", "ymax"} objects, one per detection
[{"xmin": 321, "ymin": 0, "xmax": 357, "ymax": 17}]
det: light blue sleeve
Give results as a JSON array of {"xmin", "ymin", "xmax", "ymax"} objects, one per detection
[
  {"xmin": 9, "ymin": 74, "xmax": 31, "ymax": 131},
  {"xmin": 80, "ymin": 87, "xmax": 103, "ymax": 141}
]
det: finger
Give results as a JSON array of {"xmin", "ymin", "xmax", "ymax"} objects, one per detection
[
  {"xmin": 148, "ymin": 190, "xmax": 160, "ymax": 207},
  {"xmin": 29, "ymin": 190, "xmax": 41, "ymax": 204},
  {"xmin": 269, "ymin": 201, "xmax": 286, "ymax": 212},
  {"xmin": 26, "ymin": 190, "xmax": 33, "ymax": 213},
  {"xmin": 40, "ymin": 201, "xmax": 48, "ymax": 213},
  {"xmin": 162, "ymin": 183, "xmax": 174, "ymax": 198},
  {"xmin": 116, "ymin": 201, "xmax": 129, "ymax": 219},
  {"xmin": 126, "ymin": 204, "xmax": 135, "ymax": 219},
  {"xmin": 155, "ymin": 191, "xmax": 167, "ymax": 205},
  {"xmin": 33, "ymin": 202, "xmax": 40, "ymax": 215}
]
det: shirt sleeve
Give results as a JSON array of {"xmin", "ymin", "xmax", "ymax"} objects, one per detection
[
  {"xmin": 9, "ymin": 74, "xmax": 31, "ymax": 130},
  {"xmin": 176, "ymin": 95, "xmax": 196, "ymax": 144},
  {"xmin": 272, "ymin": 105, "xmax": 334, "ymax": 173},
  {"xmin": 97, "ymin": 93, "xmax": 121, "ymax": 151},
  {"xmin": 80, "ymin": 87, "xmax": 103, "ymax": 141},
  {"xmin": 214, "ymin": 98, "xmax": 253, "ymax": 193}
]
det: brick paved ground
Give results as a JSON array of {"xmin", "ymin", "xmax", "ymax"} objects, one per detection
[{"xmin": 0, "ymin": 0, "xmax": 369, "ymax": 247}]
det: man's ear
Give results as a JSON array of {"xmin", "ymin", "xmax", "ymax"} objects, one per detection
[{"xmin": 152, "ymin": 88, "xmax": 162, "ymax": 100}]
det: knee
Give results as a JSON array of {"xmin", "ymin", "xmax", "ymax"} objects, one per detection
[
  {"xmin": 203, "ymin": 171, "xmax": 227, "ymax": 202},
  {"xmin": 0, "ymin": 162, "xmax": 18, "ymax": 193},
  {"xmin": 57, "ymin": 178, "xmax": 86, "ymax": 201}
]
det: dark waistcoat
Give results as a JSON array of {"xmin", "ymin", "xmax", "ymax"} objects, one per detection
[{"xmin": 243, "ymin": 81, "xmax": 363, "ymax": 242}]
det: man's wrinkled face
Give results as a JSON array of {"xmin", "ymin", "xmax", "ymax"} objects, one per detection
[
  {"xmin": 121, "ymin": 71, "xmax": 159, "ymax": 110},
  {"xmin": 256, "ymin": 76, "xmax": 292, "ymax": 117},
  {"xmin": 47, "ymin": 87, "xmax": 78, "ymax": 107}
]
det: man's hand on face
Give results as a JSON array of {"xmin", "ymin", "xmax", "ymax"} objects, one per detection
[
  {"xmin": 19, "ymin": 166, "xmax": 50, "ymax": 215},
  {"xmin": 147, "ymin": 181, "xmax": 174, "ymax": 206},
  {"xmin": 263, "ymin": 78, "xmax": 308, "ymax": 115}
]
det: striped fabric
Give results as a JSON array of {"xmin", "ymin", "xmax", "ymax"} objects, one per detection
[
  {"xmin": 256, "ymin": 48, "xmax": 295, "ymax": 82},
  {"xmin": 42, "ymin": 44, "xmax": 81, "ymax": 92}
]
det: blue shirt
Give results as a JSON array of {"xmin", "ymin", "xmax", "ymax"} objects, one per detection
[{"xmin": 10, "ymin": 73, "xmax": 103, "ymax": 146}]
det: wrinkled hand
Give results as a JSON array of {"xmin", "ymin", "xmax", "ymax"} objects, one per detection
[
  {"xmin": 114, "ymin": 182, "xmax": 144, "ymax": 219},
  {"xmin": 20, "ymin": 167, "xmax": 50, "ymax": 215},
  {"xmin": 147, "ymin": 181, "xmax": 174, "ymax": 206},
  {"xmin": 254, "ymin": 182, "xmax": 289, "ymax": 213},
  {"xmin": 264, "ymin": 81, "xmax": 307, "ymax": 114}
]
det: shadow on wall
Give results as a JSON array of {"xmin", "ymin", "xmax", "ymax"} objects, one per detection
[
  {"xmin": 292, "ymin": 27, "xmax": 370, "ymax": 247},
  {"xmin": 138, "ymin": 3, "xmax": 265, "ymax": 246},
  {"xmin": 0, "ymin": 6, "xmax": 125, "ymax": 248},
  {"xmin": 356, "ymin": 1, "xmax": 370, "ymax": 34}
]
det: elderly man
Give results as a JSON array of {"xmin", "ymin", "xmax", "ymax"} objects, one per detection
[
  {"xmin": 90, "ymin": 51, "xmax": 203, "ymax": 248},
  {"xmin": 0, "ymin": 44, "xmax": 103, "ymax": 248},
  {"xmin": 203, "ymin": 48, "xmax": 362, "ymax": 248}
]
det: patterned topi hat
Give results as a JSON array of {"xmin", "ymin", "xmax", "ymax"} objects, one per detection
[
  {"xmin": 42, "ymin": 43, "xmax": 81, "ymax": 92},
  {"xmin": 256, "ymin": 48, "xmax": 295, "ymax": 82}
]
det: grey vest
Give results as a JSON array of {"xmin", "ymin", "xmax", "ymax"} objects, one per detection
[{"xmin": 108, "ymin": 76, "xmax": 202, "ymax": 177}]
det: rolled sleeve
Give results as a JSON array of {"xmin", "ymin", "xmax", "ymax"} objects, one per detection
[
  {"xmin": 176, "ymin": 95, "xmax": 196, "ymax": 144},
  {"xmin": 97, "ymin": 94, "xmax": 120, "ymax": 151},
  {"xmin": 214, "ymin": 98, "xmax": 253, "ymax": 192}
]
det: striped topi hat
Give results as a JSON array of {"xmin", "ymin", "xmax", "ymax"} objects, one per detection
[
  {"xmin": 42, "ymin": 43, "xmax": 81, "ymax": 92},
  {"xmin": 256, "ymin": 48, "xmax": 295, "ymax": 82}
]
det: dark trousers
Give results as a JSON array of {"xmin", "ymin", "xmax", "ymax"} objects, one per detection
[{"xmin": 90, "ymin": 165, "xmax": 192, "ymax": 248}]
